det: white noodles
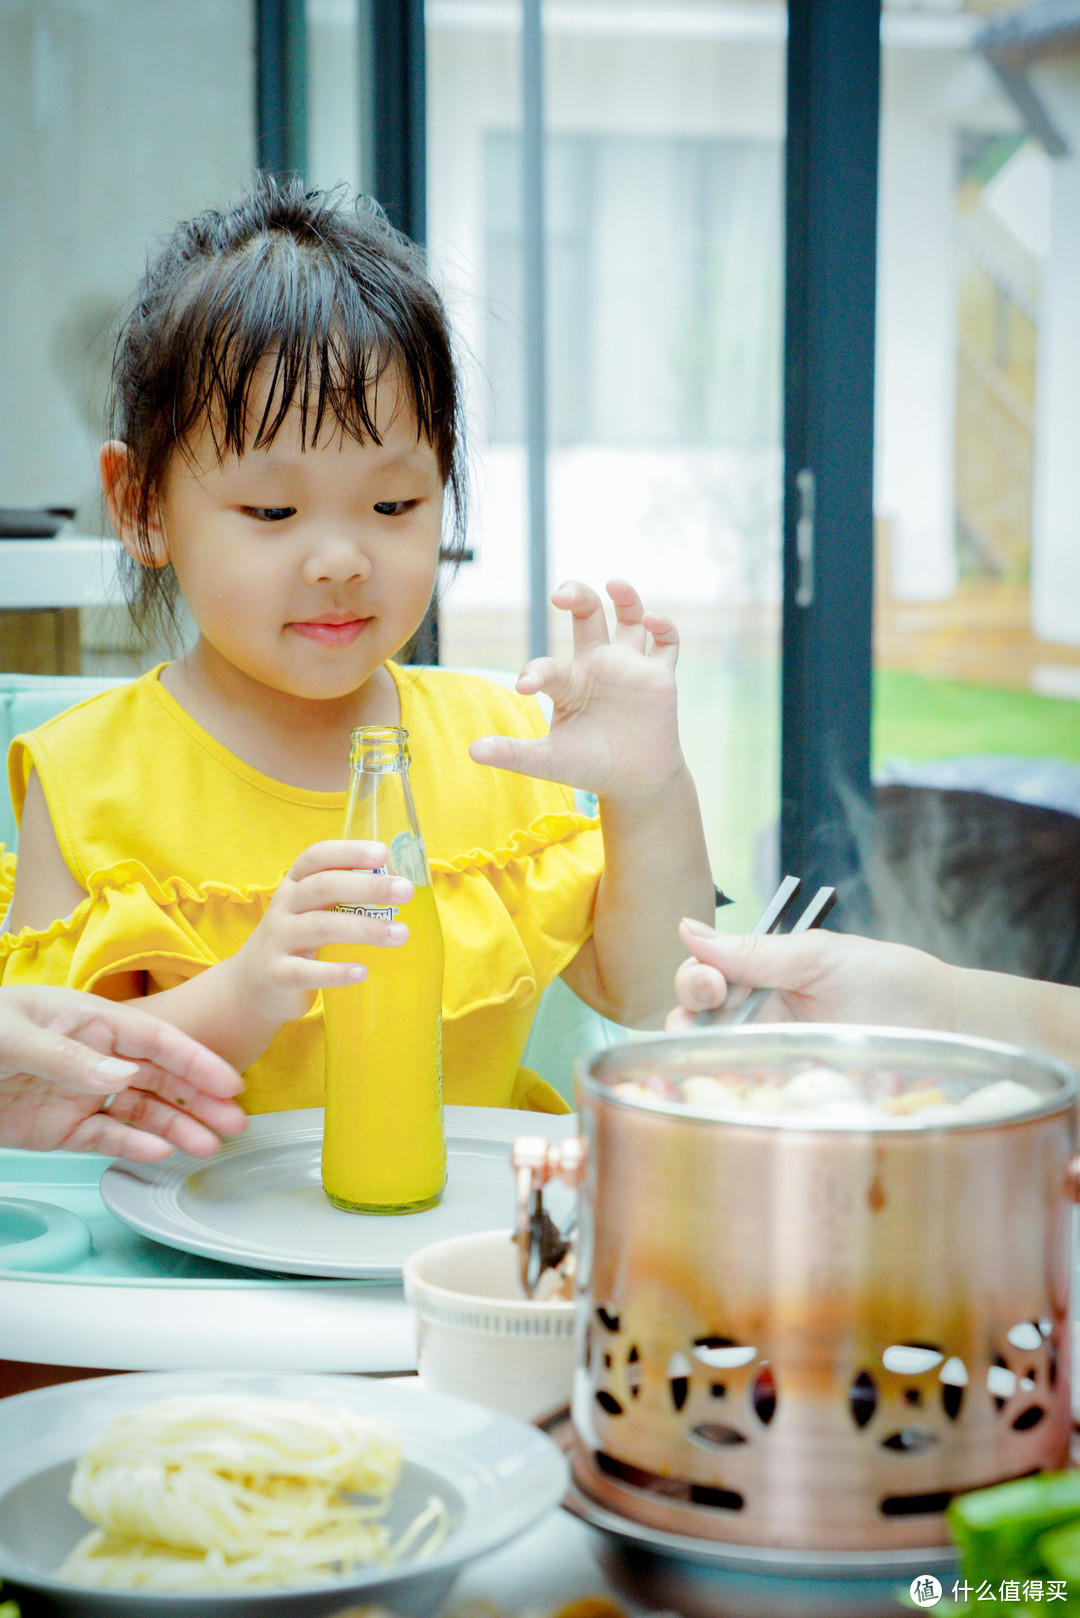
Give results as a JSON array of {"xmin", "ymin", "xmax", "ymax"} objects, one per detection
[{"xmin": 57, "ymin": 1394, "xmax": 449, "ymax": 1592}]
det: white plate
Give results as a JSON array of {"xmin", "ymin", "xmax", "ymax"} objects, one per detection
[
  {"xmin": 101, "ymin": 1106, "xmax": 577, "ymax": 1281},
  {"xmin": 0, "ymin": 1369, "xmax": 569, "ymax": 1618}
]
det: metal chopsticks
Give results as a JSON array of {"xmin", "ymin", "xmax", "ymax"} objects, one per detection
[{"xmin": 694, "ymin": 876, "xmax": 837, "ymax": 1029}]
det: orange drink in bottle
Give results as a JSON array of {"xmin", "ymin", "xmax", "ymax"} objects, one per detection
[{"xmin": 321, "ymin": 727, "xmax": 446, "ymax": 1213}]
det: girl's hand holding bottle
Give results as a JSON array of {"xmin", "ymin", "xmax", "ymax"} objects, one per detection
[
  {"xmin": 469, "ymin": 578, "xmax": 686, "ymax": 799},
  {"xmin": 229, "ymin": 841, "xmax": 411, "ymax": 1029}
]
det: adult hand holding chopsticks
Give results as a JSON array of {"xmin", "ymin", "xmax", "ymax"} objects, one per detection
[
  {"xmin": 669, "ymin": 920, "xmax": 961, "ymax": 1035},
  {"xmin": 667, "ymin": 918, "xmax": 1080, "ymax": 1073}
]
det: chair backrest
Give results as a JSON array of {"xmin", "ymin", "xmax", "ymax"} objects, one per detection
[
  {"xmin": 0, "ymin": 670, "xmax": 615, "ymax": 1101},
  {"xmin": 0, "ymin": 674, "xmax": 124, "ymax": 851}
]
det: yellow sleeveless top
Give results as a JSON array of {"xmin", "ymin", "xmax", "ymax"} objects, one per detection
[{"xmin": 1, "ymin": 663, "xmax": 603, "ymax": 1115}]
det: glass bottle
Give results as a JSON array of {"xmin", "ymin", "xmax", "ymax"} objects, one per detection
[{"xmin": 321, "ymin": 726, "xmax": 446, "ymax": 1214}]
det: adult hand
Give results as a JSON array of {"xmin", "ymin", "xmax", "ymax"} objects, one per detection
[
  {"xmin": 0, "ymin": 984, "xmax": 247, "ymax": 1161},
  {"xmin": 469, "ymin": 579, "xmax": 686, "ymax": 801},
  {"xmin": 666, "ymin": 918, "xmax": 958, "ymax": 1035}
]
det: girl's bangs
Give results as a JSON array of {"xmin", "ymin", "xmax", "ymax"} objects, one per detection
[{"xmin": 174, "ymin": 247, "xmax": 442, "ymax": 465}]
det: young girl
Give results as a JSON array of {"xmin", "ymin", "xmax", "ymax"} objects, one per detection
[{"xmin": 2, "ymin": 180, "xmax": 714, "ymax": 1116}]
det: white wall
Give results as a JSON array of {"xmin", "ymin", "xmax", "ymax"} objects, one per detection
[{"xmin": 0, "ymin": 0, "xmax": 253, "ymax": 526}]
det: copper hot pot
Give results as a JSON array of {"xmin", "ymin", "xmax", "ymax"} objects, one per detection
[{"xmin": 524, "ymin": 1025, "xmax": 1079, "ymax": 1553}]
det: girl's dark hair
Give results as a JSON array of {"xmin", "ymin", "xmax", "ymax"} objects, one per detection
[{"xmin": 109, "ymin": 176, "xmax": 466, "ymax": 639}]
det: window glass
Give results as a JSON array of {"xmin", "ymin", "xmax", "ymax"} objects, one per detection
[
  {"xmin": 307, "ymin": 0, "xmax": 364, "ymax": 195},
  {"xmin": 428, "ymin": 0, "xmax": 786, "ymax": 930},
  {"xmin": 483, "ymin": 131, "xmax": 782, "ymax": 449},
  {"xmin": 872, "ymin": 0, "xmax": 1080, "ymax": 975},
  {"xmin": 875, "ymin": 1, "xmax": 1080, "ymax": 767}
]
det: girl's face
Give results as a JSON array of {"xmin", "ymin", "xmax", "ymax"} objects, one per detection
[{"xmin": 134, "ymin": 377, "xmax": 444, "ymax": 703}]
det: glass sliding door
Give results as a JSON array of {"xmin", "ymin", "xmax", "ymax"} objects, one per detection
[
  {"xmin": 875, "ymin": 4, "xmax": 1080, "ymax": 711},
  {"xmin": 427, "ymin": 0, "xmax": 787, "ymax": 931},
  {"xmin": 306, "ymin": 0, "xmax": 364, "ymax": 196},
  {"xmin": 870, "ymin": 2, "xmax": 1080, "ymax": 981}
]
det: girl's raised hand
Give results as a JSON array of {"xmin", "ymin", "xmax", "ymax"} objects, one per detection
[
  {"xmin": 469, "ymin": 579, "xmax": 685, "ymax": 800},
  {"xmin": 231, "ymin": 840, "xmax": 413, "ymax": 1028}
]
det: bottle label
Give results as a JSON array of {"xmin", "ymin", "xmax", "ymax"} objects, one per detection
[
  {"xmin": 330, "ymin": 865, "xmax": 397, "ymax": 922},
  {"xmin": 329, "ymin": 836, "xmax": 427, "ymax": 922}
]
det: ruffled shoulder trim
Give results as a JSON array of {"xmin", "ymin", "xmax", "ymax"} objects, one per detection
[
  {"xmin": 83, "ymin": 859, "xmax": 283, "ymax": 908},
  {"xmin": 429, "ymin": 809, "xmax": 599, "ymax": 878},
  {"xmin": 0, "ymin": 815, "xmax": 604, "ymax": 1043},
  {"xmin": 430, "ymin": 810, "xmax": 603, "ymax": 1022},
  {"xmin": 0, "ymin": 845, "xmax": 15, "ymax": 920},
  {"xmin": 0, "ymin": 859, "xmax": 281, "ymax": 950},
  {"xmin": 0, "ymin": 857, "xmax": 284, "ymax": 991}
]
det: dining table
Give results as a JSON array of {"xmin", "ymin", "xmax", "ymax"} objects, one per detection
[
  {"xmin": 0, "ymin": 1104, "xmax": 955, "ymax": 1618},
  {"xmin": 0, "ymin": 1107, "xmax": 643, "ymax": 1614}
]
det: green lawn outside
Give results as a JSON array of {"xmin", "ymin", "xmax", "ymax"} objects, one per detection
[
  {"xmin": 873, "ymin": 671, "xmax": 1080, "ymax": 766},
  {"xmin": 675, "ymin": 663, "xmax": 1080, "ymax": 927}
]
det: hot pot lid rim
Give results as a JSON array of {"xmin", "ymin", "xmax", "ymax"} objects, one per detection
[{"xmin": 575, "ymin": 1022, "xmax": 1078, "ymax": 1133}]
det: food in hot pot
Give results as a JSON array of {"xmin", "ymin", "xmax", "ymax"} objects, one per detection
[{"xmin": 611, "ymin": 1063, "xmax": 1040, "ymax": 1126}]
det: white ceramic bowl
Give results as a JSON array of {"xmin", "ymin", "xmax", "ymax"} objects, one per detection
[{"xmin": 403, "ymin": 1229, "xmax": 577, "ymax": 1421}]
